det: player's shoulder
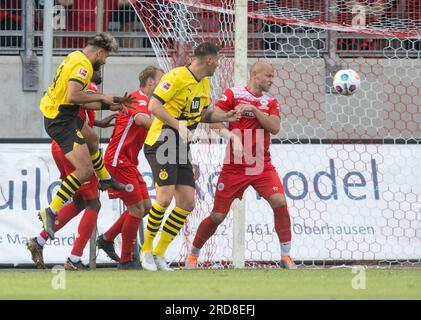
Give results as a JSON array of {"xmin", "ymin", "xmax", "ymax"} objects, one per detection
[
  {"xmin": 168, "ymin": 66, "xmax": 186, "ymax": 77},
  {"xmin": 130, "ymin": 89, "xmax": 149, "ymax": 104},
  {"xmin": 224, "ymin": 86, "xmax": 246, "ymax": 98},
  {"xmin": 68, "ymin": 50, "xmax": 89, "ymax": 63},
  {"xmin": 262, "ymin": 92, "xmax": 278, "ymax": 104},
  {"xmin": 229, "ymin": 86, "xmax": 245, "ymax": 93}
]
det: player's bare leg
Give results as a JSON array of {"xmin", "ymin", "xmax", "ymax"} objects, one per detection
[
  {"xmin": 268, "ymin": 193, "xmax": 297, "ymax": 269},
  {"xmin": 141, "ymin": 185, "xmax": 175, "ymax": 271},
  {"xmin": 39, "ymin": 143, "xmax": 92, "ymax": 239},
  {"xmin": 186, "ymin": 211, "xmax": 227, "ymax": 269},
  {"xmin": 81, "ymin": 122, "xmax": 126, "ymax": 191}
]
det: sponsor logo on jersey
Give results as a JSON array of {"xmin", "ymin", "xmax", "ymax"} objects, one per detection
[
  {"xmin": 242, "ymin": 111, "xmax": 255, "ymax": 118},
  {"xmin": 77, "ymin": 67, "xmax": 89, "ymax": 79},
  {"xmin": 138, "ymin": 100, "xmax": 147, "ymax": 106},
  {"xmin": 190, "ymin": 97, "xmax": 201, "ymax": 113},
  {"xmin": 161, "ymin": 81, "xmax": 172, "ymax": 92}
]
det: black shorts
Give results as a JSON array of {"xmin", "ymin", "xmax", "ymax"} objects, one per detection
[
  {"xmin": 44, "ymin": 105, "xmax": 85, "ymax": 154},
  {"xmin": 144, "ymin": 147, "xmax": 195, "ymax": 188}
]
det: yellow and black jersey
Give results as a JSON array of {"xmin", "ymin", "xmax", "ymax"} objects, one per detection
[
  {"xmin": 40, "ymin": 50, "xmax": 93, "ymax": 119},
  {"xmin": 145, "ymin": 66, "xmax": 210, "ymax": 147}
]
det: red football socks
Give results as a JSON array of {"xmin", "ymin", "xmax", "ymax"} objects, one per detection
[
  {"xmin": 193, "ymin": 216, "xmax": 219, "ymax": 249},
  {"xmin": 104, "ymin": 210, "xmax": 129, "ymax": 241},
  {"xmin": 274, "ymin": 205, "xmax": 292, "ymax": 243},
  {"xmin": 120, "ymin": 214, "xmax": 141, "ymax": 263},
  {"xmin": 71, "ymin": 208, "xmax": 98, "ymax": 257},
  {"xmin": 39, "ymin": 202, "xmax": 81, "ymax": 240}
]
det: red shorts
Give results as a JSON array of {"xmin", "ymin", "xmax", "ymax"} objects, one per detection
[
  {"xmin": 51, "ymin": 141, "xmax": 99, "ymax": 201},
  {"xmin": 213, "ymin": 163, "xmax": 284, "ymax": 214},
  {"xmin": 105, "ymin": 164, "xmax": 150, "ymax": 206}
]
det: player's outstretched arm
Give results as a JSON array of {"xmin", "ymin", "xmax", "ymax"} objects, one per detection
[
  {"xmin": 68, "ymin": 81, "xmax": 113, "ymax": 105},
  {"xmin": 200, "ymin": 106, "xmax": 240, "ymax": 123},
  {"xmin": 68, "ymin": 82, "xmax": 136, "ymax": 113}
]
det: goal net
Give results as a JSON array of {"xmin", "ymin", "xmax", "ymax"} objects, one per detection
[{"xmin": 130, "ymin": 0, "xmax": 421, "ymax": 268}]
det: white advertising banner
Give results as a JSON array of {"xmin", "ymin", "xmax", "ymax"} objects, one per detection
[{"xmin": 0, "ymin": 143, "xmax": 420, "ymax": 265}]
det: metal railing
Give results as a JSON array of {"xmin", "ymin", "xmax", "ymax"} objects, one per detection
[{"xmin": 0, "ymin": 1, "xmax": 420, "ymax": 58}]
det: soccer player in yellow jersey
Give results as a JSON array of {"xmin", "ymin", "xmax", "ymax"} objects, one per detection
[
  {"xmin": 39, "ymin": 33, "xmax": 135, "ymax": 239},
  {"xmin": 140, "ymin": 42, "xmax": 240, "ymax": 271}
]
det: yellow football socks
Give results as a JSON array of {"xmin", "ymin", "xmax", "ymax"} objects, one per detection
[
  {"xmin": 50, "ymin": 173, "xmax": 81, "ymax": 213},
  {"xmin": 91, "ymin": 150, "xmax": 110, "ymax": 180},
  {"xmin": 142, "ymin": 202, "xmax": 167, "ymax": 253},
  {"xmin": 153, "ymin": 207, "xmax": 190, "ymax": 257}
]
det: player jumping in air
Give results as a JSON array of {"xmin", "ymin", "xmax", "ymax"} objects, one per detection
[
  {"xmin": 38, "ymin": 33, "xmax": 136, "ymax": 240},
  {"xmin": 27, "ymin": 71, "xmax": 116, "ymax": 270}
]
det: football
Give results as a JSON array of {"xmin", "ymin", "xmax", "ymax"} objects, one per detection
[{"xmin": 333, "ymin": 69, "xmax": 361, "ymax": 95}]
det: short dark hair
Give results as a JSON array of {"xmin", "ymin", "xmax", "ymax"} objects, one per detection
[
  {"xmin": 139, "ymin": 65, "xmax": 164, "ymax": 87},
  {"xmin": 87, "ymin": 32, "xmax": 118, "ymax": 52},
  {"xmin": 193, "ymin": 42, "xmax": 220, "ymax": 57}
]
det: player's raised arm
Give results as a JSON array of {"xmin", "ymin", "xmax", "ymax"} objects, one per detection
[{"xmin": 67, "ymin": 80, "xmax": 113, "ymax": 105}]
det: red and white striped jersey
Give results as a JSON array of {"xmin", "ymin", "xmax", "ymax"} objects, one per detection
[{"xmin": 104, "ymin": 89, "xmax": 151, "ymax": 167}]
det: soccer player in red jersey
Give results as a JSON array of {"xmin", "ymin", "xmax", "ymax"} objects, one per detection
[
  {"xmin": 96, "ymin": 66, "xmax": 165, "ymax": 270},
  {"xmin": 27, "ymin": 71, "xmax": 116, "ymax": 270},
  {"xmin": 186, "ymin": 61, "xmax": 297, "ymax": 269}
]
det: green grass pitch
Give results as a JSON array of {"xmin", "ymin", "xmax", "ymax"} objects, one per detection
[{"xmin": 0, "ymin": 268, "xmax": 420, "ymax": 299}]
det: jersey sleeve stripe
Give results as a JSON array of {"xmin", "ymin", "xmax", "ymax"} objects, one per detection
[
  {"xmin": 111, "ymin": 116, "xmax": 134, "ymax": 167},
  {"xmin": 69, "ymin": 78, "xmax": 85, "ymax": 86},
  {"xmin": 152, "ymin": 93, "xmax": 166, "ymax": 104}
]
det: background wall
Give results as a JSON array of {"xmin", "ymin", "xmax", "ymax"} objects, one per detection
[
  {"xmin": 1, "ymin": 56, "xmax": 420, "ymax": 139},
  {"xmin": 0, "ymin": 56, "xmax": 159, "ymax": 138}
]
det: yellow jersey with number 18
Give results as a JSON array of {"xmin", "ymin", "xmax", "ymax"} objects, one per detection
[
  {"xmin": 40, "ymin": 50, "xmax": 93, "ymax": 119},
  {"xmin": 145, "ymin": 66, "xmax": 211, "ymax": 147}
]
